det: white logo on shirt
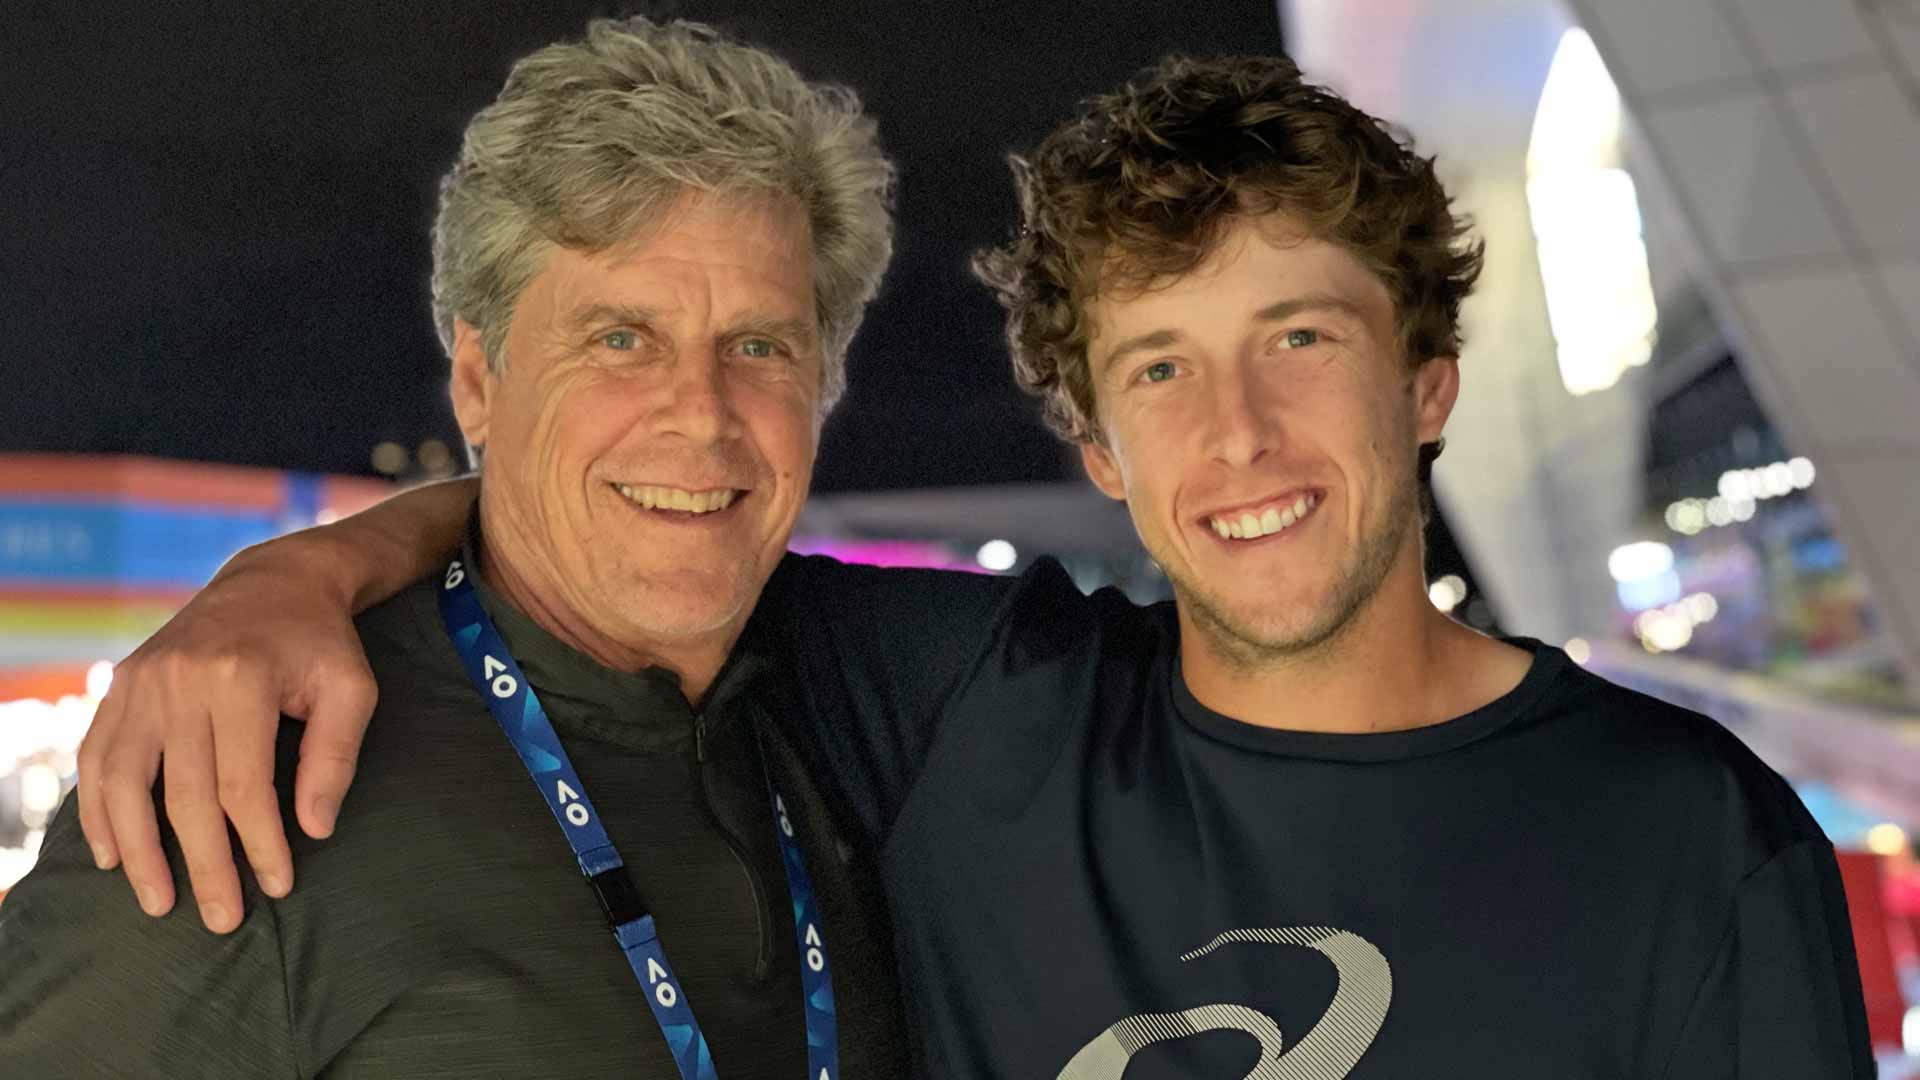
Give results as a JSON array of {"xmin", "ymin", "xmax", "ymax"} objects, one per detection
[{"xmin": 1056, "ymin": 926, "xmax": 1391, "ymax": 1080}]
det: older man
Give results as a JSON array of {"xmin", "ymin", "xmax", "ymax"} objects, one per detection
[
  {"xmin": 0, "ymin": 17, "xmax": 904, "ymax": 1077},
  {"xmin": 71, "ymin": 47, "xmax": 1871, "ymax": 1080}
]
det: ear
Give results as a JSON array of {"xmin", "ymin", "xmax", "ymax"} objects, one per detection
[
  {"xmin": 448, "ymin": 319, "xmax": 498, "ymax": 452},
  {"xmin": 1412, "ymin": 355, "xmax": 1459, "ymax": 446},
  {"xmin": 1079, "ymin": 438, "xmax": 1128, "ymax": 502}
]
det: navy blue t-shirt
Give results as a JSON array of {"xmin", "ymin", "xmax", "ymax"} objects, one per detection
[{"xmin": 753, "ymin": 554, "xmax": 1871, "ymax": 1078}]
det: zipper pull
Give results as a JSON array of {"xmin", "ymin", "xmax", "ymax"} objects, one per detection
[{"xmin": 694, "ymin": 715, "xmax": 706, "ymax": 762}]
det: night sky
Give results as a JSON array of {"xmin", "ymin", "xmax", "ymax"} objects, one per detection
[{"xmin": 2, "ymin": 1, "xmax": 1285, "ymax": 493}]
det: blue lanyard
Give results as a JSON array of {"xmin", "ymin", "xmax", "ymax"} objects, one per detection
[{"xmin": 437, "ymin": 558, "xmax": 839, "ymax": 1080}]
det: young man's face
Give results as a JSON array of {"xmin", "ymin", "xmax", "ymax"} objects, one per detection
[
  {"xmin": 1080, "ymin": 213, "xmax": 1457, "ymax": 662},
  {"xmin": 451, "ymin": 192, "xmax": 822, "ymax": 652}
]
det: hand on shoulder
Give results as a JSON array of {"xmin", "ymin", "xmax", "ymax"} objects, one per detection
[{"xmin": 77, "ymin": 537, "xmax": 378, "ymax": 933}]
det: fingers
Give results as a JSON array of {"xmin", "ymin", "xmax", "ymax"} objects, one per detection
[
  {"xmin": 214, "ymin": 668, "xmax": 293, "ymax": 900},
  {"xmin": 163, "ymin": 698, "xmax": 243, "ymax": 934},
  {"xmin": 292, "ymin": 659, "xmax": 377, "ymax": 840},
  {"xmin": 97, "ymin": 714, "xmax": 174, "ymax": 919},
  {"xmin": 76, "ymin": 682, "xmax": 127, "ymax": 871},
  {"xmin": 72, "ymin": 553, "xmax": 381, "ymax": 928}
]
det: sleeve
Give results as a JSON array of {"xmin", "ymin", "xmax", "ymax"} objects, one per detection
[
  {"xmin": 754, "ymin": 555, "xmax": 1024, "ymax": 842},
  {"xmin": 1660, "ymin": 839, "xmax": 1876, "ymax": 1079},
  {"xmin": 0, "ymin": 793, "xmax": 300, "ymax": 1078}
]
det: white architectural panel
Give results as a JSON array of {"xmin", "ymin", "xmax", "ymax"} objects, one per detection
[
  {"xmin": 1639, "ymin": 88, "xmax": 1852, "ymax": 268},
  {"xmin": 1879, "ymin": 258, "xmax": 1920, "ymax": 351},
  {"xmin": 1730, "ymin": 267, "xmax": 1920, "ymax": 448},
  {"xmin": 1723, "ymin": 0, "xmax": 1881, "ymax": 69},
  {"xmin": 1886, "ymin": 9, "xmax": 1920, "ymax": 81},
  {"xmin": 1564, "ymin": 0, "xmax": 1754, "ymax": 99},
  {"xmin": 1782, "ymin": 68, "xmax": 1920, "ymax": 253}
]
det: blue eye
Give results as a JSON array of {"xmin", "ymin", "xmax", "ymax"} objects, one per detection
[
  {"xmin": 739, "ymin": 337, "xmax": 778, "ymax": 359},
  {"xmin": 1141, "ymin": 360, "xmax": 1178, "ymax": 384},
  {"xmin": 1280, "ymin": 328, "xmax": 1320, "ymax": 349},
  {"xmin": 602, "ymin": 329, "xmax": 639, "ymax": 350}
]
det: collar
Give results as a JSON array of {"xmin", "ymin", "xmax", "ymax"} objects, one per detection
[
  {"xmin": 1170, "ymin": 637, "xmax": 1564, "ymax": 762},
  {"xmin": 451, "ymin": 512, "xmax": 769, "ymax": 752}
]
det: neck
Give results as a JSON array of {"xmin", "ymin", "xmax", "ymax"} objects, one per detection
[
  {"xmin": 477, "ymin": 502, "xmax": 735, "ymax": 705},
  {"xmin": 1178, "ymin": 544, "xmax": 1527, "ymax": 734}
]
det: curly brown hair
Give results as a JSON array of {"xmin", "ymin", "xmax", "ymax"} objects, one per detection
[{"xmin": 973, "ymin": 53, "xmax": 1484, "ymax": 444}]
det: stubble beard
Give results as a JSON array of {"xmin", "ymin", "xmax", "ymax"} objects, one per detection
[
  {"xmin": 1174, "ymin": 469, "xmax": 1420, "ymax": 676},
  {"xmin": 613, "ymin": 557, "xmax": 756, "ymax": 643}
]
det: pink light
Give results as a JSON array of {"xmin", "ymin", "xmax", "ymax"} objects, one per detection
[{"xmin": 787, "ymin": 536, "xmax": 984, "ymax": 572}]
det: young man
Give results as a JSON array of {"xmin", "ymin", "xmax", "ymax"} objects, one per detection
[{"xmin": 70, "ymin": 53, "xmax": 1870, "ymax": 1077}]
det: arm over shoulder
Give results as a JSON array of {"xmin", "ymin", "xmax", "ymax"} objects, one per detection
[{"xmin": 755, "ymin": 555, "xmax": 1078, "ymax": 840}]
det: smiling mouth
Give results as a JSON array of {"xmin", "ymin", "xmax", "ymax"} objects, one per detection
[
  {"xmin": 1204, "ymin": 490, "xmax": 1323, "ymax": 542},
  {"xmin": 610, "ymin": 482, "xmax": 746, "ymax": 519}
]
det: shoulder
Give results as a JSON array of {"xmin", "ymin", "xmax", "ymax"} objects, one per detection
[
  {"xmin": 1521, "ymin": 653, "xmax": 1824, "ymax": 863},
  {"xmin": 295, "ymin": 573, "xmax": 502, "ymax": 830},
  {"xmin": 0, "ymin": 795, "xmax": 296, "ymax": 1071},
  {"xmin": 347, "ymin": 573, "xmax": 477, "ymax": 713},
  {"xmin": 992, "ymin": 558, "xmax": 1165, "ymax": 668},
  {"xmin": 354, "ymin": 571, "xmax": 448, "ymax": 659},
  {"xmin": 927, "ymin": 558, "xmax": 1168, "ymax": 718},
  {"xmin": 770, "ymin": 553, "xmax": 1154, "ymax": 657},
  {"xmin": 758, "ymin": 552, "xmax": 1136, "ymax": 654},
  {"xmin": 764, "ymin": 552, "xmax": 1019, "ymax": 616}
]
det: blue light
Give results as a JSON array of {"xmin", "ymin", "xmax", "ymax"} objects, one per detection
[{"xmin": 1617, "ymin": 570, "xmax": 1681, "ymax": 612}]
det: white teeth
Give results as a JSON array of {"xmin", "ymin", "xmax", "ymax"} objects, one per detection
[
  {"xmin": 1208, "ymin": 493, "xmax": 1318, "ymax": 541},
  {"xmin": 614, "ymin": 484, "xmax": 737, "ymax": 515}
]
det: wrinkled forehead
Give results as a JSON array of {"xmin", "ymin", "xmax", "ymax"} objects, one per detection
[{"xmin": 532, "ymin": 191, "xmax": 820, "ymax": 313}]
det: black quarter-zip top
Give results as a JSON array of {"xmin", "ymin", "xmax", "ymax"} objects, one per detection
[
  {"xmin": 0, "ymin": 523, "xmax": 910, "ymax": 1078},
  {"xmin": 692, "ymin": 711, "xmax": 776, "ymax": 982}
]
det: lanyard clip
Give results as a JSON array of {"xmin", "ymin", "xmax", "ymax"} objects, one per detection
[{"xmin": 588, "ymin": 865, "xmax": 650, "ymax": 933}]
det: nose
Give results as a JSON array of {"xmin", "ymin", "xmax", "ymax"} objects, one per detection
[
  {"xmin": 660, "ymin": 348, "xmax": 743, "ymax": 446},
  {"xmin": 1202, "ymin": 360, "xmax": 1278, "ymax": 468}
]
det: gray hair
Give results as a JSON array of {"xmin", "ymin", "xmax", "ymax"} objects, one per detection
[{"xmin": 430, "ymin": 16, "xmax": 896, "ymax": 413}]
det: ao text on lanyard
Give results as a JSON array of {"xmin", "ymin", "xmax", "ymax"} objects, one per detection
[{"xmin": 438, "ymin": 557, "xmax": 839, "ymax": 1080}]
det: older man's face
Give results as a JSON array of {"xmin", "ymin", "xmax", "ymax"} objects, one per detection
[{"xmin": 453, "ymin": 193, "xmax": 820, "ymax": 663}]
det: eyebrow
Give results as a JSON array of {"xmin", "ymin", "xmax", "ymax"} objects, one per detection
[
  {"xmin": 730, "ymin": 313, "xmax": 819, "ymax": 351},
  {"xmin": 563, "ymin": 302, "xmax": 663, "ymax": 335},
  {"xmin": 1250, "ymin": 293, "xmax": 1369, "ymax": 325},
  {"xmin": 562, "ymin": 303, "xmax": 818, "ymax": 349},
  {"xmin": 1097, "ymin": 293, "xmax": 1369, "ymax": 375},
  {"xmin": 1098, "ymin": 328, "xmax": 1185, "ymax": 377}
]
